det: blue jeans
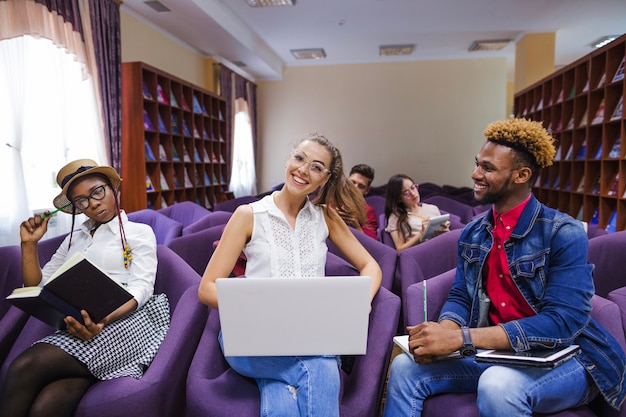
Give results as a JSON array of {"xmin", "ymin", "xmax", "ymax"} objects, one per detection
[
  {"xmin": 383, "ymin": 353, "xmax": 599, "ymax": 417},
  {"xmin": 219, "ymin": 332, "xmax": 341, "ymax": 417}
]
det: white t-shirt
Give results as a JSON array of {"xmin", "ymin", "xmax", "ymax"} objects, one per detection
[{"xmin": 385, "ymin": 202, "xmax": 442, "ymax": 241}]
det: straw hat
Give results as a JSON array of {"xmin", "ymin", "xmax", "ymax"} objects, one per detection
[{"xmin": 53, "ymin": 159, "xmax": 121, "ymax": 213}]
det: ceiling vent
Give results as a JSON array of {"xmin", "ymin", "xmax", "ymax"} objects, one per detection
[
  {"xmin": 290, "ymin": 48, "xmax": 326, "ymax": 60},
  {"xmin": 246, "ymin": 0, "xmax": 295, "ymax": 7},
  {"xmin": 468, "ymin": 39, "xmax": 511, "ymax": 52},
  {"xmin": 380, "ymin": 44, "xmax": 415, "ymax": 56},
  {"xmin": 144, "ymin": 1, "xmax": 171, "ymax": 13},
  {"xmin": 589, "ymin": 35, "xmax": 619, "ymax": 48}
]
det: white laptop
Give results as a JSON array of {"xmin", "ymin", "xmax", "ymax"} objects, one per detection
[{"xmin": 216, "ymin": 276, "xmax": 371, "ymax": 356}]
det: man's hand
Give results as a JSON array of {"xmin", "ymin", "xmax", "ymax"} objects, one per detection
[
  {"xmin": 64, "ymin": 310, "xmax": 104, "ymax": 341},
  {"xmin": 407, "ymin": 322, "xmax": 463, "ymax": 364}
]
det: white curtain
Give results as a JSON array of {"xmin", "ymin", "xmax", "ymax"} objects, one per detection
[
  {"xmin": 0, "ymin": 36, "xmax": 106, "ymax": 246},
  {"xmin": 229, "ymin": 97, "xmax": 257, "ymax": 198}
]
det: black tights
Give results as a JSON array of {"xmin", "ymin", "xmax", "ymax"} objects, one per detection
[{"xmin": 0, "ymin": 343, "xmax": 96, "ymax": 417}]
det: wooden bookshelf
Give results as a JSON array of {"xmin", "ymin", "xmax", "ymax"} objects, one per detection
[
  {"xmin": 515, "ymin": 34, "xmax": 625, "ymax": 233},
  {"xmin": 120, "ymin": 62, "xmax": 229, "ymax": 212}
]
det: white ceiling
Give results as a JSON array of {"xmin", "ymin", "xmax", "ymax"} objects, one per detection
[{"xmin": 121, "ymin": 0, "xmax": 626, "ymax": 82}]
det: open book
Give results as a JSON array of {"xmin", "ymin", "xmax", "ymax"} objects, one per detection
[
  {"xmin": 422, "ymin": 213, "xmax": 450, "ymax": 241},
  {"xmin": 6, "ymin": 252, "xmax": 133, "ymax": 329}
]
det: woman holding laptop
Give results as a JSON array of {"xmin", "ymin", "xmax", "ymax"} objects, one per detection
[
  {"xmin": 198, "ymin": 133, "xmax": 382, "ymax": 417},
  {"xmin": 384, "ymin": 174, "xmax": 450, "ymax": 252}
]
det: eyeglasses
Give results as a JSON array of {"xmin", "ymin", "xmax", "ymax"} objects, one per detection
[
  {"xmin": 401, "ymin": 183, "xmax": 419, "ymax": 198},
  {"xmin": 72, "ymin": 185, "xmax": 108, "ymax": 210},
  {"xmin": 290, "ymin": 150, "xmax": 331, "ymax": 176}
]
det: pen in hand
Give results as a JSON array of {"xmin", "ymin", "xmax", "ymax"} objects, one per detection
[
  {"xmin": 40, "ymin": 203, "xmax": 71, "ymax": 220},
  {"xmin": 423, "ymin": 280, "xmax": 428, "ymax": 322}
]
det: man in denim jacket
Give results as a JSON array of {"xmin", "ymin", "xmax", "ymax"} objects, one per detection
[{"xmin": 383, "ymin": 118, "xmax": 626, "ymax": 416}]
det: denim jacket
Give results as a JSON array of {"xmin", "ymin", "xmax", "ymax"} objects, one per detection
[{"xmin": 440, "ymin": 195, "xmax": 626, "ymax": 410}]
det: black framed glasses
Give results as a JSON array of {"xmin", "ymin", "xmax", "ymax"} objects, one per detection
[{"xmin": 72, "ymin": 185, "xmax": 107, "ymax": 210}]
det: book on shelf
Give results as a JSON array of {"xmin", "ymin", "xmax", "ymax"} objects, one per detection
[
  {"xmin": 554, "ymin": 118, "xmax": 562, "ymax": 132},
  {"xmin": 144, "ymin": 140, "xmax": 155, "ymax": 161},
  {"xmin": 582, "ymin": 78, "xmax": 590, "ymax": 93},
  {"xmin": 605, "ymin": 211, "xmax": 618, "ymax": 233},
  {"xmin": 219, "ymin": 154, "xmax": 225, "ymax": 163},
  {"xmin": 171, "ymin": 114, "xmax": 180, "ymax": 134},
  {"xmin": 575, "ymin": 206, "xmax": 584, "ymax": 221},
  {"xmin": 565, "ymin": 115, "xmax": 574, "ymax": 130},
  {"xmin": 203, "ymin": 147, "xmax": 210, "ymax": 162},
  {"xmin": 157, "ymin": 113, "xmax": 168, "ymax": 133},
  {"xmin": 159, "ymin": 171, "xmax": 169, "ymax": 190},
  {"xmin": 537, "ymin": 98, "xmax": 543, "ymax": 111},
  {"xmin": 212, "ymin": 173, "xmax": 219, "ymax": 185},
  {"xmin": 161, "ymin": 196, "xmax": 168, "ymax": 208},
  {"xmin": 204, "ymin": 171, "xmax": 212, "ymax": 185},
  {"xmin": 608, "ymin": 135, "xmax": 622, "ymax": 158},
  {"xmin": 181, "ymin": 95, "xmax": 190, "ymax": 112},
  {"xmin": 184, "ymin": 170, "xmax": 194, "ymax": 188},
  {"xmin": 556, "ymin": 89, "xmax": 563, "ymax": 104},
  {"xmin": 195, "ymin": 168, "xmax": 203, "ymax": 186},
  {"xmin": 564, "ymin": 178, "xmax": 571, "ymax": 191},
  {"xmin": 172, "ymin": 172, "xmax": 181, "ymax": 189},
  {"xmin": 591, "ymin": 176, "xmax": 601, "ymax": 194},
  {"xmin": 607, "ymin": 173, "xmax": 620, "ymax": 196},
  {"xmin": 579, "ymin": 109, "xmax": 588, "ymax": 127},
  {"xmin": 172, "ymin": 146, "xmax": 180, "ymax": 161},
  {"xmin": 205, "ymin": 194, "xmax": 212, "ymax": 210},
  {"xmin": 183, "ymin": 146, "xmax": 191, "ymax": 162},
  {"xmin": 143, "ymin": 109, "xmax": 154, "ymax": 131},
  {"xmin": 593, "ymin": 143, "xmax": 603, "ymax": 159},
  {"xmin": 567, "ymin": 86, "xmax": 575, "ymax": 100},
  {"xmin": 203, "ymin": 127, "xmax": 210, "ymax": 139},
  {"xmin": 564, "ymin": 144, "xmax": 573, "ymax": 160},
  {"xmin": 576, "ymin": 175, "xmax": 585, "ymax": 193},
  {"xmin": 597, "ymin": 72, "xmax": 606, "ymax": 89},
  {"xmin": 194, "ymin": 147, "xmax": 202, "ymax": 163},
  {"xmin": 146, "ymin": 174, "xmax": 154, "ymax": 192},
  {"xmin": 552, "ymin": 174, "xmax": 560, "ymax": 188},
  {"xmin": 576, "ymin": 140, "xmax": 586, "ymax": 159},
  {"xmin": 142, "ymin": 81, "xmax": 153, "ymax": 100},
  {"xmin": 211, "ymin": 151, "xmax": 218, "ymax": 163},
  {"xmin": 534, "ymin": 175, "xmax": 542, "ymax": 187},
  {"xmin": 156, "ymin": 84, "xmax": 168, "ymax": 104},
  {"xmin": 158, "ymin": 143, "xmax": 168, "ymax": 161},
  {"xmin": 553, "ymin": 146, "xmax": 561, "ymax": 161},
  {"xmin": 170, "ymin": 91, "xmax": 179, "ymax": 108},
  {"xmin": 192, "ymin": 95, "xmax": 203, "ymax": 114},
  {"xmin": 590, "ymin": 208, "xmax": 600, "ymax": 226},
  {"xmin": 182, "ymin": 119, "xmax": 191, "ymax": 136},
  {"xmin": 5, "ymin": 252, "xmax": 133, "ymax": 329},
  {"xmin": 613, "ymin": 57, "xmax": 625, "ymax": 83},
  {"xmin": 611, "ymin": 96, "xmax": 623, "ymax": 121},
  {"xmin": 591, "ymin": 99, "xmax": 605, "ymax": 125},
  {"xmin": 193, "ymin": 126, "xmax": 201, "ymax": 139}
]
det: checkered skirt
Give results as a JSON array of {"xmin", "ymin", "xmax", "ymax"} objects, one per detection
[{"xmin": 35, "ymin": 293, "xmax": 170, "ymax": 380}]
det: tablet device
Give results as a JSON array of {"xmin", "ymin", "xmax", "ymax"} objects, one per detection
[
  {"xmin": 475, "ymin": 345, "xmax": 580, "ymax": 368},
  {"xmin": 216, "ymin": 276, "xmax": 371, "ymax": 356},
  {"xmin": 422, "ymin": 213, "xmax": 450, "ymax": 241}
]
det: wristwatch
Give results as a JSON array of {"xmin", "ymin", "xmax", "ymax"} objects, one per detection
[{"xmin": 459, "ymin": 326, "xmax": 477, "ymax": 357}]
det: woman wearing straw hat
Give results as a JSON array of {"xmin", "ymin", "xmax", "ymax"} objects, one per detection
[{"xmin": 0, "ymin": 159, "xmax": 169, "ymax": 417}]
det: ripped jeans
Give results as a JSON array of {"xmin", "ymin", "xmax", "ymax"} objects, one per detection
[{"xmin": 219, "ymin": 331, "xmax": 341, "ymax": 417}]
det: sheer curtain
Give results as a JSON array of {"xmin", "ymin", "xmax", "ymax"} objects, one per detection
[
  {"xmin": 0, "ymin": 35, "xmax": 105, "ymax": 246},
  {"xmin": 230, "ymin": 98, "xmax": 257, "ymax": 197}
]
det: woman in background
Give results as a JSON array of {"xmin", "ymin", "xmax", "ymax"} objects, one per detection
[
  {"xmin": 198, "ymin": 133, "xmax": 382, "ymax": 417},
  {"xmin": 384, "ymin": 174, "xmax": 450, "ymax": 252}
]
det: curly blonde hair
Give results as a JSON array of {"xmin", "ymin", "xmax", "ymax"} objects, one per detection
[{"xmin": 483, "ymin": 118, "xmax": 556, "ymax": 169}]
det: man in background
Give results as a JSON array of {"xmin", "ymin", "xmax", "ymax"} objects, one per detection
[{"xmin": 349, "ymin": 164, "xmax": 378, "ymax": 239}]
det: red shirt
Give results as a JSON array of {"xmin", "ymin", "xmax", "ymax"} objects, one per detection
[
  {"xmin": 484, "ymin": 195, "xmax": 536, "ymax": 324},
  {"xmin": 362, "ymin": 204, "xmax": 379, "ymax": 240}
]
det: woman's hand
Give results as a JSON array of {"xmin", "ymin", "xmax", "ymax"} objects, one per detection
[
  {"xmin": 20, "ymin": 214, "xmax": 50, "ymax": 244},
  {"xmin": 64, "ymin": 310, "xmax": 104, "ymax": 341}
]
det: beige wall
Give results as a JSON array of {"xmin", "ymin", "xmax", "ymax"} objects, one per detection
[
  {"xmin": 256, "ymin": 58, "xmax": 507, "ymax": 192},
  {"xmin": 120, "ymin": 11, "xmax": 214, "ymax": 91}
]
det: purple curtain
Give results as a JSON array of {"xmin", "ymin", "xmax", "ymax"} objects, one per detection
[
  {"xmin": 218, "ymin": 65, "xmax": 258, "ymax": 183},
  {"xmin": 34, "ymin": 0, "xmax": 84, "ymax": 39}
]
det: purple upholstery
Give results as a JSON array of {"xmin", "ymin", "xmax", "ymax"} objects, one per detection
[
  {"xmin": 182, "ymin": 210, "xmax": 232, "ymax": 235},
  {"xmin": 365, "ymin": 195, "xmax": 386, "ymax": 219},
  {"xmin": 213, "ymin": 195, "xmax": 259, "ymax": 213},
  {"xmin": 587, "ymin": 224, "xmax": 609, "ymax": 239},
  {"xmin": 587, "ymin": 230, "xmax": 626, "ymax": 297},
  {"xmin": 327, "ymin": 227, "xmax": 398, "ymax": 290},
  {"xmin": 397, "ymin": 228, "xmax": 461, "ymax": 328},
  {"xmin": 167, "ymin": 224, "xmax": 226, "ymax": 276},
  {"xmin": 422, "ymin": 195, "xmax": 475, "ymax": 224},
  {"xmin": 157, "ymin": 201, "xmax": 211, "ymax": 228},
  {"xmin": 186, "ymin": 258, "xmax": 401, "ymax": 417},
  {"xmin": 405, "ymin": 270, "xmax": 626, "ymax": 417},
  {"xmin": 127, "ymin": 209, "xmax": 183, "ymax": 245},
  {"xmin": 608, "ymin": 286, "xmax": 626, "ymax": 339},
  {"xmin": 0, "ymin": 245, "xmax": 206, "ymax": 417},
  {"xmin": 0, "ymin": 245, "xmax": 22, "ymax": 316}
]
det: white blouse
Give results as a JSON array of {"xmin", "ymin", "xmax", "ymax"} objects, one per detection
[
  {"xmin": 243, "ymin": 193, "xmax": 328, "ymax": 278},
  {"xmin": 41, "ymin": 211, "xmax": 157, "ymax": 308}
]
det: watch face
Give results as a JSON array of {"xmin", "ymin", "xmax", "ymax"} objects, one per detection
[{"xmin": 460, "ymin": 345, "xmax": 477, "ymax": 357}]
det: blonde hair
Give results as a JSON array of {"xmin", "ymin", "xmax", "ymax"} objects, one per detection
[{"xmin": 483, "ymin": 118, "xmax": 556, "ymax": 169}]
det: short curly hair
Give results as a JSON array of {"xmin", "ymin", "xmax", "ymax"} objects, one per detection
[{"xmin": 483, "ymin": 118, "xmax": 556, "ymax": 169}]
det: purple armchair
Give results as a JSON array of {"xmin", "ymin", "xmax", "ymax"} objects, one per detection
[
  {"xmin": 365, "ymin": 195, "xmax": 386, "ymax": 219},
  {"xmin": 396, "ymin": 228, "xmax": 461, "ymax": 328},
  {"xmin": 186, "ymin": 255, "xmax": 401, "ymax": 417},
  {"xmin": 157, "ymin": 201, "xmax": 211, "ymax": 228},
  {"xmin": 167, "ymin": 224, "xmax": 226, "ymax": 276},
  {"xmin": 422, "ymin": 195, "xmax": 475, "ymax": 224},
  {"xmin": 587, "ymin": 230, "xmax": 626, "ymax": 297},
  {"xmin": 0, "ymin": 245, "xmax": 207, "ymax": 417},
  {"xmin": 127, "ymin": 209, "xmax": 183, "ymax": 245},
  {"xmin": 213, "ymin": 195, "xmax": 259, "ymax": 213},
  {"xmin": 182, "ymin": 210, "xmax": 232, "ymax": 235},
  {"xmin": 327, "ymin": 226, "xmax": 398, "ymax": 290},
  {"xmin": 608, "ymin": 286, "xmax": 626, "ymax": 339},
  {"xmin": 404, "ymin": 269, "xmax": 626, "ymax": 417}
]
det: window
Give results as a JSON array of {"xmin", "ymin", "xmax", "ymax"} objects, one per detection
[
  {"xmin": 229, "ymin": 98, "xmax": 257, "ymax": 197},
  {"xmin": 0, "ymin": 36, "xmax": 106, "ymax": 245}
]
